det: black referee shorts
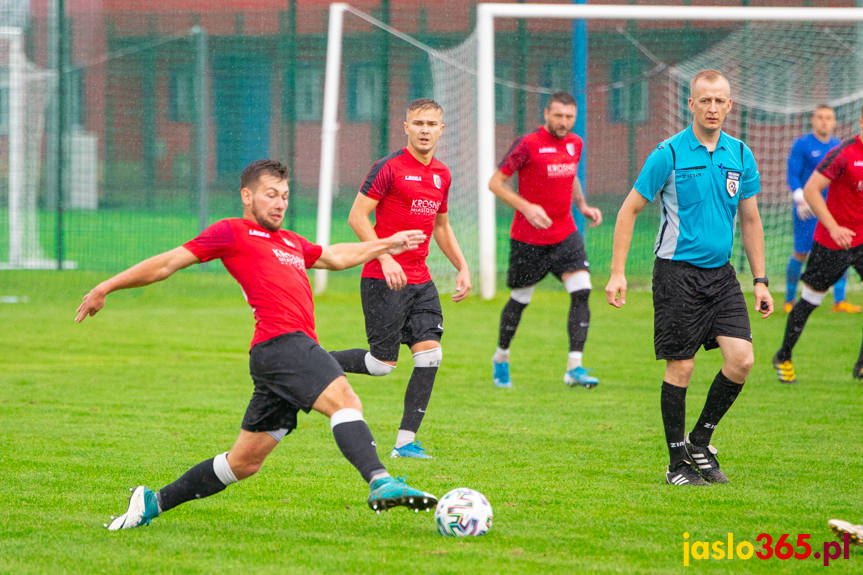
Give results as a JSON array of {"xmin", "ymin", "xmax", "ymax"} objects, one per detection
[
  {"xmin": 506, "ymin": 231, "xmax": 589, "ymax": 289},
  {"xmin": 652, "ymin": 258, "xmax": 751, "ymax": 361},
  {"xmin": 801, "ymin": 241, "xmax": 863, "ymax": 292},
  {"xmin": 361, "ymin": 277, "xmax": 443, "ymax": 362},
  {"xmin": 243, "ymin": 331, "xmax": 345, "ymax": 434}
]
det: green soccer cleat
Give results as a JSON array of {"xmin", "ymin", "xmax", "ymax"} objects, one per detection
[
  {"xmin": 106, "ymin": 485, "xmax": 160, "ymax": 531},
  {"xmin": 367, "ymin": 476, "xmax": 437, "ymax": 513}
]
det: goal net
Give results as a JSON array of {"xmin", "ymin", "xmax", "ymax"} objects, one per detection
[
  {"xmin": 318, "ymin": 4, "xmax": 863, "ymax": 298},
  {"xmin": 0, "ymin": 27, "xmax": 56, "ymax": 269}
]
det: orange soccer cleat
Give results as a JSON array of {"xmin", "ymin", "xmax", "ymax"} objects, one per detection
[{"xmin": 833, "ymin": 300, "xmax": 862, "ymax": 313}]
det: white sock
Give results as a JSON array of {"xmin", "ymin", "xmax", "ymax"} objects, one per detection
[
  {"xmin": 493, "ymin": 347, "xmax": 510, "ymax": 363},
  {"xmin": 395, "ymin": 429, "xmax": 416, "ymax": 448},
  {"xmin": 567, "ymin": 351, "xmax": 583, "ymax": 371}
]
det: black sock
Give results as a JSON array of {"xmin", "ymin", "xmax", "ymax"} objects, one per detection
[
  {"xmin": 689, "ymin": 370, "xmax": 743, "ymax": 446},
  {"xmin": 330, "ymin": 348, "xmax": 371, "ymax": 375},
  {"xmin": 332, "ymin": 419, "xmax": 386, "ymax": 483},
  {"xmin": 400, "ymin": 366, "xmax": 437, "ymax": 433},
  {"xmin": 568, "ymin": 289, "xmax": 590, "ymax": 352},
  {"xmin": 776, "ymin": 299, "xmax": 818, "ymax": 361},
  {"xmin": 661, "ymin": 381, "xmax": 688, "ymax": 467},
  {"xmin": 157, "ymin": 457, "xmax": 229, "ymax": 513},
  {"xmin": 498, "ymin": 298, "xmax": 527, "ymax": 349}
]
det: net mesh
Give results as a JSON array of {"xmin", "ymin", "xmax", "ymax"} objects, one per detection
[{"xmin": 2, "ymin": 2, "xmax": 862, "ymax": 293}]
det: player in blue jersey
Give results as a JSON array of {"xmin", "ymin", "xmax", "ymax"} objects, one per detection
[
  {"xmin": 784, "ymin": 105, "xmax": 859, "ymax": 314},
  {"xmin": 605, "ymin": 69, "xmax": 773, "ymax": 487}
]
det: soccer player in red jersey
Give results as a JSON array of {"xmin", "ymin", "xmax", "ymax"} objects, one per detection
[
  {"xmin": 75, "ymin": 160, "xmax": 437, "ymax": 530},
  {"xmin": 774, "ymin": 105, "xmax": 863, "ymax": 383},
  {"xmin": 329, "ymin": 99, "xmax": 470, "ymax": 460},
  {"xmin": 488, "ymin": 92, "xmax": 602, "ymax": 390}
]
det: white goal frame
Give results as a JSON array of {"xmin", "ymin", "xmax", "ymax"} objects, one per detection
[{"xmin": 317, "ymin": 3, "xmax": 863, "ymax": 298}]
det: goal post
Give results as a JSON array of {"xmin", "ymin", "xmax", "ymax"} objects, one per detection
[
  {"xmin": 476, "ymin": 3, "xmax": 863, "ymax": 299},
  {"xmin": 316, "ymin": 3, "xmax": 863, "ymax": 299}
]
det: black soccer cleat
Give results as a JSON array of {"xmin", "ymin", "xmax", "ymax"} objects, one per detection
[
  {"xmin": 685, "ymin": 435, "xmax": 728, "ymax": 484},
  {"xmin": 665, "ymin": 460, "xmax": 709, "ymax": 486}
]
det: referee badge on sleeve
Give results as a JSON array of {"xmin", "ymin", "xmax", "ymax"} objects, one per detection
[{"xmin": 726, "ymin": 171, "xmax": 740, "ymax": 197}]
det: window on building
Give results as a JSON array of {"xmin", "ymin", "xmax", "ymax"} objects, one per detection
[
  {"xmin": 293, "ymin": 62, "xmax": 323, "ymax": 121},
  {"xmin": 348, "ymin": 62, "xmax": 383, "ymax": 122},
  {"xmin": 608, "ymin": 59, "xmax": 648, "ymax": 124},
  {"xmin": 495, "ymin": 60, "xmax": 513, "ymax": 124},
  {"xmin": 538, "ymin": 59, "xmax": 571, "ymax": 116},
  {"xmin": 169, "ymin": 65, "xmax": 194, "ymax": 123},
  {"xmin": 0, "ymin": 69, "xmax": 8, "ymax": 136},
  {"xmin": 68, "ymin": 66, "xmax": 86, "ymax": 128},
  {"xmin": 409, "ymin": 59, "xmax": 433, "ymax": 104}
]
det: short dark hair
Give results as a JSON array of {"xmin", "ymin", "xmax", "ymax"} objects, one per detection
[
  {"xmin": 545, "ymin": 91, "xmax": 576, "ymax": 110},
  {"xmin": 241, "ymin": 159, "xmax": 289, "ymax": 189},
  {"xmin": 407, "ymin": 98, "xmax": 443, "ymax": 116}
]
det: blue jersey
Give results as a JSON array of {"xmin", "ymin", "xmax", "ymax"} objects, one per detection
[
  {"xmin": 633, "ymin": 125, "xmax": 760, "ymax": 268},
  {"xmin": 787, "ymin": 132, "xmax": 840, "ymax": 197}
]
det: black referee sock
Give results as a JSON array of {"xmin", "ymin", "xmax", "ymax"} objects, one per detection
[
  {"xmin": 856, "ymin": 327, "xmax": 863, "ymax": 369},
  {"xmin": 330, "ymin": 348, "xmax": 371, "ymax": 375},
  {"xmin": 400, "ymin": 366, "xmax": 437, "ymax": 432},
  {"xmin": 568, "ymin": 289, "xmax": 591, "ymax": 352},
  {"xmin": 157, "ymin": 457, "xmax": 229, "ymax": 513},
  {"xmin": 661, "ymin": 381, "xmax": 688, "ymax": 467},
  {"xmin": 689, "ymin": 370, "xmax": 743, "ymax": 447},
  {"xmin": 332, "ymin": 419, "xmax": 386, "ymax": 483},
  {"xmin": 776, "ymin": 299, "xmax": 818, "ymax": 361},
  {"xmin": 498, "ymin": 298, "xmax": 528, "ymax": 349}
]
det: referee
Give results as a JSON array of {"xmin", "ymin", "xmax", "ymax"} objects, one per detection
[{"xmin": 605, "ymin": 70, "xmax": 773, "ymax": 486}]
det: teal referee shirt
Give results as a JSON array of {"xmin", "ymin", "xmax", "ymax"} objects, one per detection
[{"xmin": 633, "ymin": 125, "xmax": 760, "ymax": 268}]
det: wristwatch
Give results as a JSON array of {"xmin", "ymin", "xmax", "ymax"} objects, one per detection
[{"xmin": 753, "ymin": 277, "xmax": 769, "ymax": 287}]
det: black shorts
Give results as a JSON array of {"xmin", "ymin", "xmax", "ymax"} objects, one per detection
[
  {"xmin": 242, "ymin": 332, "xmax": 345, "ymax": 434},
  {"xmin": 801, "ymin": 242, "xmax": 863, "ymax": 292},
  {"xmin": 361, "ymin": 277, "xmax": 443, "ymax": 362},
  {"xmin": 652, "ymin": 258, "xmax": 751, "ymax": 361},
  {"xmin": 507, "ymin": 232, "xmax": 589, "ymax": 289}
]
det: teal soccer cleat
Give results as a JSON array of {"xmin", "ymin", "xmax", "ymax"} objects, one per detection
[
  {"xmin": 564, "ymin": 366, "xmax": 599, "ymax": 389},
  {"xmin": 367, "ymin": 476, "xmax": 437, "ymax": 513},
  {"xmin": 105, "ymin": 485, "xmax": 160, "ymax": 530},
  {"xmin": 493, "ymin": 360, "xmax": 512, "ymax": 388},
  {"xmin": 390, "ymin": 440, "xmax": 432, "ymax": 459}
]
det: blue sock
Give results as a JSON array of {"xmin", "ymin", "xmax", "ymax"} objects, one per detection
[
  {"xmin": 786, "ymin": 257, "xmax": 804, "ymax": 303},
  {"xmin": 834, "ymin": 270, "xmax": 849, "ymax": 303}
]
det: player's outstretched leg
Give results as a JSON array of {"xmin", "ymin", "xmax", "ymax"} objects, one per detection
[
  {"xmin": 105, "ymin": 486, "xmax": 160, "ymax": 530},
  {"xmin": 329, "ymin": 406, "xmax": 437, "ymax": 510},
  {"xmin": 329, "ymin": 348, "xmax": 395, "ymax": 376}
]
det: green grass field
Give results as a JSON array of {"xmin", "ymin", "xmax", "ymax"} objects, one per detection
[{"xmin": 1, "ymin": 270, "xmax": 862, "ymax": 574}]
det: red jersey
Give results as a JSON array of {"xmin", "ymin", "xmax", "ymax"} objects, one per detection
[
  {"xmin": 814, "ymin": 135, "xmax": 863, "ymax": 250},
  {"xmin": 359, "ymin": 148, "xmax": 450, "ymax": 284},
  {"xmin": 183, "ymin": 218, "xmax": 323, "ymax": 349},
  {"xmin": 499, "ymin": 126, "xmax": 581, "ymax": 245}
]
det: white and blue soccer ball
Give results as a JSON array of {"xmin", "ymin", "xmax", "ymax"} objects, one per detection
[{"xmin": 434, "ymin": 487, "xmax": 493, "ymax": 537}]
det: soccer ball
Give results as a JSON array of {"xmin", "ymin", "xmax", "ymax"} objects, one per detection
[{"xmin": 434, "ymin": 487, "xmax": 493, "ymax": 537}]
